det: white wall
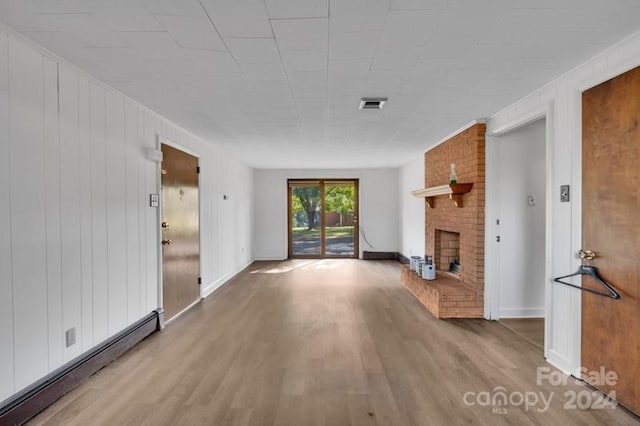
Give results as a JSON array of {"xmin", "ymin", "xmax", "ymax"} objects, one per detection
[
  {"xmin": 496, "ymin": 120, "xmax": 546, "ymax": 318},
  {"xmin": 0, "ymin": 30, "xmax": 253, "ymax": 401},
  {"xmin": 487, "ymin": 30, "xmax": 640, "ymax": 374},
  {"xmin": 398, "ymin": 157, "xmax": 425, "ymax": 258},
  {"xmin": 254, "ymin": 169, "xmax": 398, "ymax": 260}
]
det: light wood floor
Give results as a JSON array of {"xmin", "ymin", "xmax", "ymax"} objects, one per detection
[
  {"xmin": 499, "ymin": 318, "xmax": 545, "ymax": 351},
  {"xmin": 29, "ymin": 260, "xmax": 639, "ymax": 425}
]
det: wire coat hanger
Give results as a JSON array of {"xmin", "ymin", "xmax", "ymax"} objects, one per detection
[{"xmin": 552, "ymin": 250, "xmax": 621, "ymax": 300}]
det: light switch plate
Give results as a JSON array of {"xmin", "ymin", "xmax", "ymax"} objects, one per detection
[
  {"xmin": 560, "ymin": 185, "xmax": 570, "ymax": 202},
  {"xmin": 150, "ymin": 193, "xmax": 159, "ymax": 207}
]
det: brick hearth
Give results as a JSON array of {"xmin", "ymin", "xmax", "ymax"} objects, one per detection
[{"xmin": 401, "ymin": 265, "xmax": 483, "ymax": 318}]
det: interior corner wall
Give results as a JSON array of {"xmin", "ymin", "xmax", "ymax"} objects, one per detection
[
  {"xmin": 253, "ymin": 168, "xmax": 399, "ymax": 260},
  {"xmin": 0, "ymin": 31, "xmax": 253, "ymax": 402},
  {"xmin": 487, "ymin": 31, "xmax": 640, "ymax": 374},
  {"xmin": 398, "ymin": 157, "xmax": 425, "ymax": 259}
]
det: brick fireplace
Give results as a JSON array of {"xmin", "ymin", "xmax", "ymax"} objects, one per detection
[{"xmin": 401, "ymin": 123, "xmax": 485, "ymax": 318}]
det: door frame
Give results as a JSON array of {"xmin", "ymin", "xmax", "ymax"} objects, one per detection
[
  {"xmin": 287, "ymin": 178, "xmax": 360, "ymax": 259},
  {"xmin": 156, "ymin": 135, "xmax": 202, "ymax": 320},
  {"xmin": 484, "ymin": 103, "xmax": 554, "ymax": 359}
]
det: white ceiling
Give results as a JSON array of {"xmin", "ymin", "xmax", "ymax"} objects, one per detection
[{"xmin": 1, "ymin": 0, "xmax": 640, "ymax": 168}]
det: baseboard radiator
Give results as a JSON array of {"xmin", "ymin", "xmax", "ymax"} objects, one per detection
[
  {"xmin": 362, "ymin": 251, "xmax": 410, "ymax": 264},
  {"xmin": 0, "ymin": 309, "xmax": 164, "ymax": 426}
]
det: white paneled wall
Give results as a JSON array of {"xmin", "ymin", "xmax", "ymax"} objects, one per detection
[
  {"xmin": 8, "ymin": 36, "xmax": 49, "ymax": 391},
  {"xmin": 59, "ymin": 65, "xmax": 83, "ymax": 360},
  {"xmin": 0, "ymin": 32, "xmax": 253, "ymax": 401},
  {"xmin": 45, "ymin": 58, "xmax": 62, "ymax": 368}
]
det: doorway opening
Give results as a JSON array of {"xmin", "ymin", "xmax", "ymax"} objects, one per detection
[
  {"xmin": 493, "ymin": 118, "xmax": 547, "ymax": 352},
  {"xmin": 288, "ymin": 179, "xmax": 359, "ymax": 258},
  {"xmin": 160, "ymin": 143, "xmax": 201, "ymax": 321}
]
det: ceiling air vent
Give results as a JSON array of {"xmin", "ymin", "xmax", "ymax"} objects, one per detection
[{"xmin": 359, "ymin": 97, "xmax": 388, "ymax": 110}]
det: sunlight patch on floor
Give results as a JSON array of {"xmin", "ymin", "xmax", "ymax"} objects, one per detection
[{"xmin": 250, "ymin": 259, "xmax": 354, "ymax": 274}]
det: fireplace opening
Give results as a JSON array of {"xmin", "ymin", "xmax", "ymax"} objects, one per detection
[{"xmin": 434, "ymin": 230, "xmax": 460, "ymax": 276}]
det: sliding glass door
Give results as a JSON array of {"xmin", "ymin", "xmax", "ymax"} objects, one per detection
[
  {"xmin": 323, "ymin": 181, "xmax": 357, "ymax": 256},
  {"xmin": 288, "ymin": 179, "xmax": 359, "ymax": 258},
  {"xmin": 288, "ymin": 180, "xmax": 322, "ymax": 256}
]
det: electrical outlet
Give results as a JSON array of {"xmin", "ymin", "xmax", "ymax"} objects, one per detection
[{"xmin": 66, "ymin": 327, "xmax": 76, "ymax": 347}]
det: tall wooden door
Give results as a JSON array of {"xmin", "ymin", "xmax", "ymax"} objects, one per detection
[
  {"xmin": 582, "ymin": 66, "xmax": 640, "ymax": 414},
  {"xmin": 161, "ymin": 144, "xmax": 200, "ymax": 320}
]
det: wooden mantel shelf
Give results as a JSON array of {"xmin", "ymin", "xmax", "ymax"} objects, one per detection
[{"xmin": 411, "ymin": 183, "xmax": 473, "ymax": 208}]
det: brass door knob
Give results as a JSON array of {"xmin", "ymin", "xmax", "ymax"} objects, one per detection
[
  {"xmin": 162, "ymin": 221, "xmax": 170, "ymax": 229},
  {"xmin": 162, "ymin": 239, "xmax": 172, "ymax": 246},
  {"xmin": 578, "ymin": 249, "xmax": 596, "ymax": 260}
]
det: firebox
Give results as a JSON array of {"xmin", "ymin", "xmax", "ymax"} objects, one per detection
[{"xmin": 434, "ymin": 230, "xmax": 460, "ymax": 275}]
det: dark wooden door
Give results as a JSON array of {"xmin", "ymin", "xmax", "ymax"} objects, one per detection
[
  {"xmin": 161, "ymin": 144, "xmax": 200, "ymax": 320},
  {"xmin": 582, "ymin": 66, "xmax": 640, "ymax": 414}
]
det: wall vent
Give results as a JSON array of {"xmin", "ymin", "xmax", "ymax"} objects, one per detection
[{"xmin": 359, "ymin": 97, "xmax": 388, "ymax": 110}]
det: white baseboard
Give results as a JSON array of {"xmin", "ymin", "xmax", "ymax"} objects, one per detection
[
  {"xmin": 499, "ymin": 307, "xmax": 545, "ymax": 318},
  {"xmin": 254, "ymin": 256, "xmax": 287, "ymax": 261},
  {"xmin": 200, "ymin": 260, "xmax": 254, "ymax": 299},
  {"xmin": 547, "ymin": 349, "xmax": 576, "ymax": 376}
]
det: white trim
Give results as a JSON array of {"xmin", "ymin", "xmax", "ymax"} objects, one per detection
[
  {"xmin": 201, "ymin": 277, "xmax": 229, "ymax": 299},
  {"xmin": 499, "ymin": 308, "xmax": 545, "ymax": 318},
  {"xmin": 158, "ymin": 135, "xmax": 200, "ymax": 158},
  {"xmin": 485, "ymin": 103, "xmax": 553, "ymax": 362},
  {"xmin": 201, "ymin": 260, "xmax": 254, "ymax": 299},
  {"xmin": 547, "ymin": 349, "xmax": 575, "ymax": 376},
  {"xmin": 164, "ymin": 299, "xmax": 200, "ymax": 325},
  {"xmin": 543, "ymin": 104, "xmax": 555, "ymax": 363},
  {"xmin": 483, "ymin": 134, "xmax": 499, "ymax": 320},
  {"xmin": 254, "ymin": 256, "xmax": 287, "ymax": 261},
  {"xmin": 428, "ymin": 120, "xmax": 485, "ymax": 153},
  {"xmin": 489, "ymin": 109, "xmax": 547, "ymax": 137},
  {"xmin": 575, "ymin": 61, "xmax": 640, "ymax": 92},
  {"xmin": 568, "ymin": 86, "xmax": 583, "ymax": 375},
  {"xmin": 155, "ymin": 143, "xmax": 163, "ymax": 311}
]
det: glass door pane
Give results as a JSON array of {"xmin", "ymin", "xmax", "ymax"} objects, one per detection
[
  {"xmin": 324, "ymin": 181, "xmax": 356, "ymax": 256},
  {"xmin": 290, "ymin": 181, "xmax": 322, "ymax": 256}
]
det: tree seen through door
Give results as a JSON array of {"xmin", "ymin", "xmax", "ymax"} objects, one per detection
[{"xmin": 289, "ymin": 180, "xmax": 358, "ymax": 257}]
